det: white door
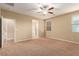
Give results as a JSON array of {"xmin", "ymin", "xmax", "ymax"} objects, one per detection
[
  {"xmin": 2, "ymin": 18, "xmax": 16, "ymax": 46},
  {"xmin": 32, "ymin": 20, "xmax": 39, "ymax": 39},
  {"xmin": 2, "ymin": 19, "xmax": 7, "ymax": 43}
]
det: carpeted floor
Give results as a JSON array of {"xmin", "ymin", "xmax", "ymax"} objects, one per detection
[{"xmin": 0, "ymin": 38, "xmax": 79, "ymax": 56}]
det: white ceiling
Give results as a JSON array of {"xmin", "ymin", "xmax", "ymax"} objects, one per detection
[{"xmin": 0, "ymin": 3, "xmax": 79, "ymax": 19}]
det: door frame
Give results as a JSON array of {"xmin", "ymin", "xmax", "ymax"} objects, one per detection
[
  {"xmin": 2, "ymin": 17, "xmax": 16, "ymax": 48},
  {"xmin": 32, "ymin": 19, "xmax": 39, "ymax": 39}
]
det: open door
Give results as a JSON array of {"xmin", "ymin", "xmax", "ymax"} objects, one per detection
[{"xmin": 32, "ymin": 20, "xmax": 39, "ymax": 39}]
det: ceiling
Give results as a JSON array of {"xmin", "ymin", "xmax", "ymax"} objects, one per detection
[{"xmin": 0, "ymin": 3, "xmax": 79, "ymax": 19}]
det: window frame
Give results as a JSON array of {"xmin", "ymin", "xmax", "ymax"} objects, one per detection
[{"xmin": 72, "ymin": 15, "xmax": 79, "ymax": 32}]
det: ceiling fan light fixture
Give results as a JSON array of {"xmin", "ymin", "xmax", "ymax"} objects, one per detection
[
  {"xmin": 43, "ymin": 11, "xmax": 47, "ymax": 15},
  {"xmin": 36, "ymin": 3, "xmax": 55, "ymax": 15}
]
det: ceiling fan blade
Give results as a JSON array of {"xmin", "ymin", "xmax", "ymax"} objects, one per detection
[
  {"xmin": 48, "ymin": 12, "xmax": 54, "ymax": 14},
  {"xmin": 48, "ymin": 7, "xmax": 54, "ymax": 10},
  {"xmin": 40, "ymin": 7, "xmax": 43, "ymax": 10}
]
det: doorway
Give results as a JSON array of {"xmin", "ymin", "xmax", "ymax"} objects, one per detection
[
  {"xmin": 2, "ymin": 17, "xmax": 16, "ymax": 48},
  {"xmin": 32, "ymin": 20, "xmax": 39, "ymax": 39}
]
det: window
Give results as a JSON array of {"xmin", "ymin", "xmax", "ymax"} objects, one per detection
[
  {"xmin": 47, "ymin": 21, "xmax": 51, "ymax": 31},
  {"xmin": 72, "ymin": 15, "xmax": 79, "ymax": 32}
]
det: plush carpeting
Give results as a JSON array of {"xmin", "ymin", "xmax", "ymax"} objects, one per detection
[{"xmin": 0, "ymin": 38, "xmax": 79, "ymax": 56}]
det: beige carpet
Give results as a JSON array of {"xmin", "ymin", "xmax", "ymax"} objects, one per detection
[{"xmin": 0, "ymin": 38, "xmax": 79, "ymax": 56}]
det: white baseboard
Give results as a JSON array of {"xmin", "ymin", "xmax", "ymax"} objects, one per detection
[
  {"xmin": 32, "ymin": 37, "xmax": 39, "ymax": 39},
  {"xmin": 47, "ymin": 37, "xmax": 79, "ymax": 45},
  {"xmin": 15, "ymin": 37, "xmax": 79, "ymax": 45}
]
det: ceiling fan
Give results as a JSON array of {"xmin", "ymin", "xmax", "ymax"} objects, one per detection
[{"xmin": 35, "ymin": 3, "xmax": 55, "ymax": 15}]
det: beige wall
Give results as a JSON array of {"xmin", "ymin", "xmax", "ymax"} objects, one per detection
[
  {"xmin": 1, "ymin": 9, "xmax": 44, "ymax": 42},
  {"xmin": 39, "ymin": 20, "xmax": 44, "ymax": 37},
  {"xmin": 45, "ymin": 10, "xmax": 79, "ymax": 43}
]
